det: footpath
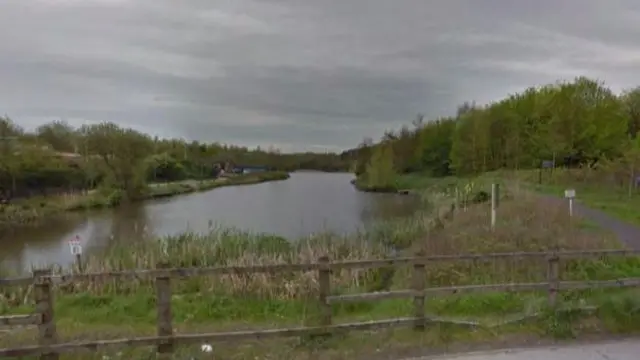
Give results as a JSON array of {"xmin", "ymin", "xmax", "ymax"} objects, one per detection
[{"xmin": 402, "ymin": 338, "xmax": 640, "ymax": 360}]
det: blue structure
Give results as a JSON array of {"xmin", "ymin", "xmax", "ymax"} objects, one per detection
[{"xmin": 232, "ymin": 166, "xmax": 268, "ymax": 174}]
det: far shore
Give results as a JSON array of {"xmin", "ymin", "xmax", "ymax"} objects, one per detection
[
  {"xmin": 0, "ymin": 171, "xmax": 290, "ymax": 229},
  {"xmin": 350, "ymin": 178, "xmax": 413, "ymax": 195}
]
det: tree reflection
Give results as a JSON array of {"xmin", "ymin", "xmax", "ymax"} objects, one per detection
[
  {"xmin": 108, "ymin": 203, "xmax": 151, "ymax": 245},
  {"xmin": 359, "ymin": 193, "xmax": 421, "ymax": 224}
]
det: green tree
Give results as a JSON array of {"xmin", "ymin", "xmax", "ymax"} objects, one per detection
[
  {"xmin": 353, "ymin": 76, "xmax": 633, "ymax": 180},
  {"xmin": 622, "ymin": 87, "xmax": 640, "ymax": 137},
  {"xmin": 36, "ymin": 120, "xmax": 77, "ymax": 152},
  {"xmin": 616, "ymin": 136, "xmax": 640, "ymax": 197},
  {"xmin": 82, "ymin": 123, "xmax": 152, "ymax": 200},
  {"xmin": 363, "ymin": 142, "xmax": 396, "ymax": 190},
  {"xmin": 0, "ymin": 116, "xmax": 23, "ymax": 195}
]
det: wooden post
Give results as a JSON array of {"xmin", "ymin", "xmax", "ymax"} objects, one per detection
[
  {"xmin": 318, "ymin": 255, "xmax": 332, "ymax": 330},
  {"xmin": 34, "ymin": 269, "xmax": 58, "ymax": 360},
  {"xmin": 538, "ymin": 167, "xmax": 542, "ymax": 184},
  {"xmin": 454, "ymin": 188, "xmax": 460, "ymax": 215},
  {"xmin": 412, "ymin": 251, "xmax": 427, "ymax": 331},
  {"xmin": 491, "ymin": 183, "xmax": 499, "ymax": 230},
  {"xmin": 547, "ymin": 254, "xmax": 559, "ymax": 307},
  {"xmin": 155, "ymin": 262, "xmax": 173, "ymax": 358},
  {"xmin": 75, "ymin": 254, "xmax": 83, "ymax": 273}
]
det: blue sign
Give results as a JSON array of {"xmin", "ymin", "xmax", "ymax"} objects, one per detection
[{"xmin": 541, "ymin": 160, "xmax": 554, "ymax": 169}]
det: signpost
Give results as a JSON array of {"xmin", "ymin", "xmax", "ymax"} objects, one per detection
[
  {"xmin": 68, "ymin": 235, "xmax": 83, "ymax": 272},
  {"xmin": 564, "ymin": 189, "xmax": 576, "ymax": 217}
]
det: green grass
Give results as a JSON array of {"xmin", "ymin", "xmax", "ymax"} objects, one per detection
[{"xmin": 3, "ymin": 286, "xmax": 639, "ymax": 329}]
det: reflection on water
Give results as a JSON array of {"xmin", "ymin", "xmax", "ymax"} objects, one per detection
[
  {"xmin": 0, "ymin": 172, "xmax": 421, "ymax": 274},
  {"xmin": 359, "ymin": 193, "xmax": 422, "ymax": 222}
]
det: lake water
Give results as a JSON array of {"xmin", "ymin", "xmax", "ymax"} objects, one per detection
[{"xmin": 0, "ymin": 172, "xmax": 421, "ymax": 274}]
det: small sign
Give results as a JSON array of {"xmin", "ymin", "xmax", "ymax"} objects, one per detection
[
  {"xmin": 69, "ymin": 235, "xmax": 83, "ymax": 256},
  {"xmin": 564, "ymin": 189, "xmax": 576, "ymax": 199}
]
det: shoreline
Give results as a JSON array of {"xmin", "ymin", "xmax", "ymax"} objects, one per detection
[
  {"xmin": 0, "ymin": 171, "xmax": 290, "ymax": 229},
  {"xmin": 350, "ymin": 178, "xmax": 413, "ymax": 195}
]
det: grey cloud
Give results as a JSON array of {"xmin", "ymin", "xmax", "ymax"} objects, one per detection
[
  {"xmin": 185, "ymin": 65, "xmax": 449, "ymax": 122},
  {"xmin": 1, "ymin": 0, "xmax": 640, "ymax": 151}
]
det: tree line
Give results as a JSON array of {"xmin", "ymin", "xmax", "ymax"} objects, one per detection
[
  {"xmin": 350, "ymin": 77, "xmax": 640, "ymax": 189},
  {"xmin": 0, "ymin": 118, "xmax": 350, "ymax": 201}
]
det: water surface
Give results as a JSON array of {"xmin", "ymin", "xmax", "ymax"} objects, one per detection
[{"xmin": 0, "ymin": 172, "xmax": 420, "ymax": 273}]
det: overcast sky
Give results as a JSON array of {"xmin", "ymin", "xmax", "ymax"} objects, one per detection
[{"xmin": 1, "ymin": 0, "xmax": 640, "ymax": 152}]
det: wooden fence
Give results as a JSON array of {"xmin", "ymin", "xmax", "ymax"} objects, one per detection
[{"xmin": 1, "ymin": 249, "xmax": 640, "ymax": 359}]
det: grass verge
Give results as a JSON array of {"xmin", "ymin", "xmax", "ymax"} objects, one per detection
[
  {"xmin": 396, "ymin": 168, "xmax": 640, "ymax": 228},
  {"xmin": 467, "ymin": 168, "xmax": 640, "ymax": 226},
  {"xmin": 2, "ymin": 180, "xmax": 640, "ymax": 358},
  {"xmin": 0, "ymin": 171, "xmax": 290, "ymax": 228}
]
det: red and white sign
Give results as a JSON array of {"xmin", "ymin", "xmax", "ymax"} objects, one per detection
[{"xmin": 68, "ymin": 235, "xmax": 83, "ymax": 256}]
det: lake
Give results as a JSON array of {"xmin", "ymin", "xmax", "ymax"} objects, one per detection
[{"xmin": 0, "ymin": 172, "xmax": 421, "ymax": 274}]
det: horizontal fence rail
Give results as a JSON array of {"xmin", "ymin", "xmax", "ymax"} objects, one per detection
[
  {"xmin": 0, "ymin": 249, "xmax": 639, "ymax": 359},
  {"xmin": 0, "ymin": 314, "xmax": 41, "ymax": 327},
  {"xmin": 328, "ymin": 279, "xmax": 640, "ymax": 304}
]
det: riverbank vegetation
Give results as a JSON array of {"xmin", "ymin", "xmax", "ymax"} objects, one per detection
[
  {"xmin": 0, "ymin": 171, "xmax": 289, "ymax": 228},
  {"xmin": 2, "ymin": 185, "xmax": 640, "ymax": 358},
  {"xmin": 0, "ymin": 115, "xmax": 348, "ymax": 226},
  {"xmin": 350, "ymin": 77, "xmax": 640, "ymax": 202}
]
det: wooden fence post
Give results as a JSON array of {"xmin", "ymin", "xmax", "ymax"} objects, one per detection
[
  {"xmin": 547, "ymin": 253, "xmax": 559, "ymax": 307},
  {"xmin": 74, "ymin": 254, "xmax": 83, "ymax": 273},
  {"xmin": 155, "ymin": 262, "xmax": 173, "ymax": 358},
  {"xmin": 318, "ymin": 255, "xmax": 332, "ymax": 330},
  {"xmin": 412, "ymin": 251, "xmax": 426, "ymax": 331},
  {"xmin": 33, "ymin": 269, "xmax": 58, "ymax": 360}
]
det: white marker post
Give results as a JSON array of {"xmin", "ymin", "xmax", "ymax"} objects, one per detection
[
  {"xmin": 68, "ymin": 235, "xmax": 83, "ymax": 272},
  {"xmin": 491, "ymin": 183, "xmax": 499, "ymax": 230},
  {"xmin": 564, "ymin": 189, "xmax": 576, "ymax": 217}
]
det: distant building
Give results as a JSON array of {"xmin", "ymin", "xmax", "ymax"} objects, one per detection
[{"xmin": 232, "ymin": 166, "xmax": 267, "ymax": 174}]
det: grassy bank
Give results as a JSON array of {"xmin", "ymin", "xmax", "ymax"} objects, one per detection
[
  {"xmin": 0, "ymin": 171, "xmax": 289, "ymax": 228},
  {"xmin": 2, "ymin": 183, "xmax": 640, "ymax": 358},
  {"xmin": 500, "ymin": 168, "xmax": 640, "ymax": 226},
  {"xmin": 421, "ymin": 167, "xmax": 640, "ymax": 226},
  {"xmin": 352, "ymin": 179, "xmax": 419, "ymax": 196},
  {"xmin": 352, "ymin": 171, "xmax": 477, "ymax": 195}
]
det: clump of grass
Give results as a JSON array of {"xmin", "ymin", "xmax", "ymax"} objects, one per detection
[{"xmin": 78, "ymin": 228, "xmax": 387, "ymax": 299}]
